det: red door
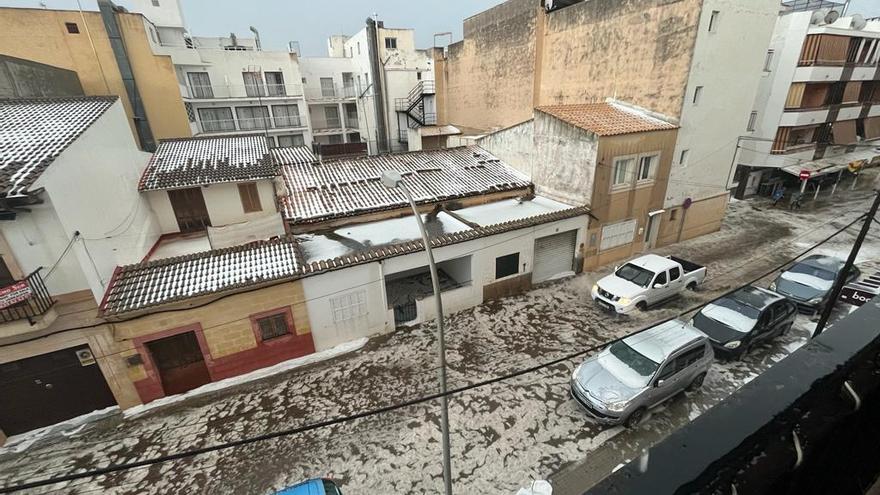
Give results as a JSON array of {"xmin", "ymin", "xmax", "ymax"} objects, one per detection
[{"xmin": 146, "ymin": 331, "xmax": 211, "ymax": 396}]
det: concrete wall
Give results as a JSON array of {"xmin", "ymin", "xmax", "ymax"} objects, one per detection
[
  {"xmin": 657, "ymin": 191, "xmax": 729, "ymax": 247},
  {"xmin": 0, "ymin": 55, "xmax": 83, "ymax": 98},
  {"xmin": 147, "ymin": 179, "xmax": 277, "ymax": 234}
]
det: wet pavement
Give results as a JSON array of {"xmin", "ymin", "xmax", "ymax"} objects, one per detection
[{"xmin": 0, "ymin": 179, "xmax": 878, "ymax": 495}]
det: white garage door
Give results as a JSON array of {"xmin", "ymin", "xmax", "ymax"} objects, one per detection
[{"xmin": 533, "ymin": 230, "xmax": 577, "ymax": 283}]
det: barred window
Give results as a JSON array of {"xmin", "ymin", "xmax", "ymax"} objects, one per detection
[{"xmin": 257, "ymin": 313, "xmax": 290, "ymax": 341}]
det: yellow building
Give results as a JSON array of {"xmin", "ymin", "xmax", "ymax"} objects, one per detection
[{"xmin": 0, "ymin": 6, "xmax": 191, "ymax": 148}]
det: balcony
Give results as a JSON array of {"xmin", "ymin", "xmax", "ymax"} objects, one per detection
[
  {"xmin": 183, "ymin": 83, "xmax": 304, "ymax": 100},
  {"xmin": 195, "ymin": 116, "xmax": 306, "ymax": 135},
  {"xmin": 304, "ymin": 85, "xmax": 358, "ymax": 101},
  {"xmin": 0, "ymin": 269, "xmax": 55, "ymax": 325}
]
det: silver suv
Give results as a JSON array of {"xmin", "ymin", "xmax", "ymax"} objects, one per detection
[{"xmin": 570, "ymin": 319, "xmax": 713, "ymax": 427}]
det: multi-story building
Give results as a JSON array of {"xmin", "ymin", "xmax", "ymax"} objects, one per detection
[
  {"xmin": 735, "ymin": 6, "xmax": 880, "ymax": 197},
  {"xmin": 131, "ymin": 0, "xmax": 313, "ymax": 149},
  {"xmin": 0, "ymin": 2, "xmax": 193, "ymax": 150},
  {"xmin": 430, "ymin": 0, "xmax": 779, "ymax": 247}
]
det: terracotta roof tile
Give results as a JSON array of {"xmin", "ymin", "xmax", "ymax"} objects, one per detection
[{"xmin": 536, "ymin": 102, "xmax": 677, "ymax": 137}]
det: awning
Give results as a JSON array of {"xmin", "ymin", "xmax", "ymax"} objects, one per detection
[
  {"xmin": 419, "ymin": 125, "xmax": 462, "ymax": 137},
  {"xmin": 781, "ymin": 146, "xmax": 880, "ymax": 179}
]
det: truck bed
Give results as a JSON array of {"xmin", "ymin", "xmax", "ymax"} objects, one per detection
[{"xmin": 669, "ymin": 256, "xmax": 704, "ymax": 274}]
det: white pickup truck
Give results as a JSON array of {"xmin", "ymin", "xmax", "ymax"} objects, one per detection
[{"xmin": 591, "ymin": 254, "xmax": 707, "ymax": 314}]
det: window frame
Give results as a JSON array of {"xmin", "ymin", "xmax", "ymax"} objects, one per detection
[
  {"xmin": 197, "ymin": 107, "xmax": 235, "ymax": 132},
  {"xmin": 65, "ymin": 22, "xmax": 80, "ymax": 34},
  {"xmin": 693, "ymin": 85, "xmax": 703, "ymax": 105},
  {"xmin": 708, "ymin": 10, "xmax": 720, "ymax": 33},
  {"xmin": 679, "ymin": 149, "xmax": 690, "ymax": 167},
  {"xmin": 385, "ymin": 37, "xmax": 398, "ymax": 49},
  {"xmin": 669, "ymin": 266, "xmax": 681, "ymax": 282},
  {"xmin": 611, "ymin": 155, "xmax": 637, "ymax": 190},
  {"xmin": 495, "ymin": 253, "xmax": 520, "ymax": 280},
  {"xmin": 250, "ymin": 307, "xmax": 296, "ymax": 344},
  {"xmin": 264, "ymin": 71, "xmax": 286, "ymax": 96},
  {"xmin": 747, "ymin": 111, "xmax": 758, "ymax": 132},
  {"xmin": 330, "ymin": 290, "xmax": 368, "ymax": 324},
  {"xmin": 272, "ymin": 104, "xmax": 302, "ymax": 128},
  {"xmin": 277, "ymin": 134, "xmax": 305, "ymax": 147},
  {"xmin": 763, "ymin": 49, "xmax": 774, "ymax": 72},
  {"xmin": 235, "ymin": 105, "xmax": 270, "ymax": 131},
  {"xmin": 188, "ymin": 72, "xmax": 214, "ymax": 99},
  {"xmin": 599, "ymin": 218, "xmax": 637, "ymax": 251},
  {"xmin": 636, "ymin": 152, "xmax": 659, "ymax": 183},
  {"xmin": 237, "ymin": 182, "xmax": 262, "ymax": 213}
]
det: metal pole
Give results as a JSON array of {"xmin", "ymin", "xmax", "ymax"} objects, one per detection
[
  {"xmin": 813, "ymin": 188, "xmax": 880, "ymax": 337},
  {"xmin": 398, "ymin": 183, "xmax": 453, "ymax": 495}
]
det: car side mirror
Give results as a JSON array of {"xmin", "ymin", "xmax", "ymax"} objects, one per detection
[
  {"xmin": 655, "ymin": 378, "xmax": 666, "ymax": 387},
  {"xmin": 653, "ymin": 283, "xmax": 663, "ymax": 289}
]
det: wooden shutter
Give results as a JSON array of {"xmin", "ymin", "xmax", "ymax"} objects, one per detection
[
  {"xmin": 832, "ymin": 120, "xmax": 857, "ymax": 145},
  {"xmin": 842, "ymin": 82, "xmax": 862, "ymax": 103},
  {"xmin": 238, "ymin": 182, "xmax": 262, "ymax": 213},
  {"xmin": 799, "ymin": 35, "xmax": 821, "ymax": 65},
  {"xmin": 785, "ymin": 83, "xmax": 805, "ymax": 109},
  {"xmin": 864, "ymin": 117, "xmax": 880, "ymax": 140},
  {"xmin": 772, "ymin": 127, "xmax": 791, "ymax": 153},
  {"xmin": 816, "ymin": 35, "xmax": 849, "ymax": 65}
]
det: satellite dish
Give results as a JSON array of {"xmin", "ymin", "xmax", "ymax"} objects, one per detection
[
  {"xmin": 825, "ymin": 9, "xmax": 841, "ymax": 24},
  {"xmin": 851, "ymin": 14, "xmax": 867, "ymax": 30},
  {"xmin": 811, "ymin": 9, "xmax": 828, "ymax": 25}
]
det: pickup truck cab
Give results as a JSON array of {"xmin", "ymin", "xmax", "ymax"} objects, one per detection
[{"xmin": 591, "ymin": 254, "xmax": 706, "ymax": 314}]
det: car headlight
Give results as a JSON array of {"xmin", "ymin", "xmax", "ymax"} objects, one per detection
[
  {"xmin": 769, "ymin": 282, "xmax": 777, "ymax": 291},
  {"xmin": 808, "ymin": 297, "xmax": 823, "ymax": 304},
  {"xmin": 724, "ymin": 341, "xmax": 742, "ymax": 349},
  {"xmin": 618, "ymin": 297, "xmax": 631, "ymax": 306},
  {"xmin": 604, "ymin": 401, "xmax": 628, "ymax": 412},
  {"xmin": 592, "ymin": 284, "xmax": 598, "ymax": 293},
  {"xmin": 572, "ymin": 366, "xmax": 580, "ymax": 382}
]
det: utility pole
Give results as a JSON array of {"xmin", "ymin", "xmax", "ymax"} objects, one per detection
[{"xmin": 813, "ymin": 176, "xmax": 880, "ymax": 337}]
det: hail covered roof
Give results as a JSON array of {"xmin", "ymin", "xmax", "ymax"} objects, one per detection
[
  {"xmin": 279, "ymin": 146, "xmax": 531, "ymax": 224},
  {"xmin": 271, "ymin": 146, "xmax": 317, "ymax": 166},
  {"xmin": 0, "ymin": 96, "xmax": 117, "ymax": 198},
  {"xmin": 100, "ymin": 236, "xmax": 302, "ymax": 316},
  {"xmin": 536, "ymin": 101, "xmax": 678, "ymax": 137},
  {"xmin": 139, "ymin": 135, "xmax": 278, "ymax": 191}
]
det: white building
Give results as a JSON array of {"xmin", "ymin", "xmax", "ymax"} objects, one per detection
[
  {"xmin": 735, "ymin": 5, "xmax": 880, "ymax": 197},
  {"xmin": 0, "ymin": 96, "xmax": 159, "ymax": 326}
]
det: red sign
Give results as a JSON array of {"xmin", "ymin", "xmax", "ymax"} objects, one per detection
[
  {"xmin": 0, "ymin": 281, "xmax": 32, "ymax": 310},
  {"xmin": 799, "ymin": 170, "xmax": 811, "ymax": 180}
]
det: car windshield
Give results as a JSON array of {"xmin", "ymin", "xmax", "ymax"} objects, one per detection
[
  {"xmin": 789, "ymin": 262, "xmax": 836, "ymax": 281},
  {"xmin": 602, "ymin": 341, "xmax": 660, "ymax": 388},
  {"xmin": 323, "ymin": 480, "xmax": 342, "ymax": 495},
  {"xmin": 615, "ymin": 263, "xmax": 655, "ymax": 288},
  {"xmin": 698, "ymin": 299, "xmax": 760, "ymax": 333}
]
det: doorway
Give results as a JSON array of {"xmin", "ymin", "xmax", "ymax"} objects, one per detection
[
  {"xmin": 645, "ymin": 212, "xmax": 662, "ymax": 250},
  {"xmin": 168, "ymin": 187, "xmax": 211, "ymax": 233},
  {"xmin": 145, "ymin": 331, "xmax": 211, "ymax": 396}
]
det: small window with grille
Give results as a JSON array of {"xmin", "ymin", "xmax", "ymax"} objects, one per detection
[{"xmin": 256, "ymin": 312, "xmax": 291, "ymax": 341}]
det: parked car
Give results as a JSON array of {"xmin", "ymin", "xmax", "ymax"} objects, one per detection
[
  {"xmin": 770, "ymin": 255, "xmax": 860, "ymax": 316},
  {"xmin": 591, "ymin": 254, "xmax": 707, "ymax": 314},
  {"xmin": 275, "ymin": 479, "xmax": 342, "ymax": 495},
  {"xmin": 691, "ymin": 286, "xmax": 797, "ymax": 359},
  {"xmin": 570, "ymin": 319, "xmax": 713, "ymax": 428}
]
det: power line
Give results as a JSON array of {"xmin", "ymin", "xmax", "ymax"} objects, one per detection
[{"xmin": 0, "ymin": 209, "xmax": 866, "ymax": 494}]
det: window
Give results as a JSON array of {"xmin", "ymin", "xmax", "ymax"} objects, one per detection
[
  {"xmin": 65, "ymin": 22, "xmax": 79, "ymax": 34},
  {"xmin": 417, "ymin": 71, "xmax": 422, "ymax": 81},
  {"xmin": 265, "ymin": 72, "xmax": 285, "ymax": 96},
  {"xmin": 265, "ymin": 136, "xmax": 276, "ymax": 147},
  {"xmin": 600, "ymin": 219, "xmax": 637, "ymax": 251},
  {"xmin": 151, "ymin": 0, "xmax": 160, "ymax": 5},
  {"xmin": 238, "ymin": 182, "xmax": 262, "ymax": 213},
  {"xmin": 763, "ymin": 49, "xmax": 774, "ymax": 72},
  {"xmin": 242, "ymin": 71, "xmax": 264, "ymax": 97},
  {"xmin": 330, "ymin": 290, "xmax": 368, "ymax": 323},
  {"xmin": 676, "ymin": 346, "xmax": 706, "ymax": 369},
  {"xmin": 693, "ymin": 86, "xmax": 703, "ymax": 105},
  {"xmin": 708, "ymin": 10, "xmax": 720, "ymax": 32},
  {"xmin": 255, "ymin": 312, "xmax": 291, "ymax": 341},
  {"xmin": 495, "ymin": 253, "xmax": 520, "ymax": 279},
  {"xmin": 277, "ymin": 134, "xmax": 305, "ymax": 147},
  {"xmin": 385, "ymin": 37, "xmax": 397, "ymax": 49},
  {"xmin": 324, "ymin": 106, "xmax": 340, "ymax": 127},
  {"xmin": 747, "ymin": 111, "xmax": 758, "ymax": 132},
  {"xmin": 669, "ymin": 266, "xmax": 681, "ymax": 281},
  {"xmin": 654, "ymin": 271, "xmax": 667, "ymax": 286},
  {"xmin": 679, "ymin": 149, "xmax": 690, "ymax": 166},
  {"xmin": 320, "ymin": 77, "xmax": 335, "ymax": 97},
  {"xmin": 357, "ymin": 42, "xmax": 361, "ymax": 55},
  {"xmin": 188, "ymin": 72, "xmax": 213, "ymax": 98},
  {"xmin": 272, "ymin": 104, "xmax": 301, "ymax": 127},
  {"xmin": 637, "ymin": 154, "xmax": 657, "ymax": 182},
  {"xmin": 198, "ymin": 107, "xmax": 234, "ymax": 132},
  {"xmin": 235, "ymin": 106, "xmax": 270, "ymax": 130},
  {"xmin": 669, "ymin": 209, "xmax": 678, "ymax": 221},
  {"xmin": 657, "ymin": 362, "xmax": 678, "ymax": 381},
  {"xmin": 612, "ymin": 157, "xmax": 634, "ymax": 187},
  {"xmin": 328, "ymin": 134, "xmax": 344, "ymax": 144},
  {"xmin": 184, "ymin": 102, "xmax": 195, "ymax": 123}
]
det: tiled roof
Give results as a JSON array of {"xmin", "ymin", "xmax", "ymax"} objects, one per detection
[
  {"xmin": 100, "ymin": 236, "xmax": 301, "ymax": 316},
  {"xmin": 100, "ymin": 203, "xmax": 590, "ymax": 316},
  {"xmin": 536, "ymin": 102, "xmax": 677, "ymax": 137},
  {"xmin": 139, "ymin": 135, "xmax": 276, "ymax": 191},
  {"xmin": 271, "ymin": 146, "xmax": 317, "ymax": 166},
  {"xmin": 0, "ymin": 96, "xmax": 117, "ymax": 197},
  {"xmin": 279, "ymin": 146, "xmax": 531, "ymax": 224}
]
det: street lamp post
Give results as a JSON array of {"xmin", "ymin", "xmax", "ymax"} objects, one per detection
[{"xmin": 381, "ymin": 170, "xmax": 453, "ymax": 495}]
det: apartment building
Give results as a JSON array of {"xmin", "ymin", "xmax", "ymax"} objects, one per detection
[
  {"xmin": 431, "ymin": 0, "xmax": 779, "ymax": 247},
  {"xmin": 736, "ymin": 7, "xmax": 880, "ymax": 197},
  {"xmin": 0, "ymin": 3, "xmax": 192, "ymax": 149}
]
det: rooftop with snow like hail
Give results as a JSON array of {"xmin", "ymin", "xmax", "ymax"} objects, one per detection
[{"xmin": 536, "ymin": 100, "xmax": 678, "ymax": 137}]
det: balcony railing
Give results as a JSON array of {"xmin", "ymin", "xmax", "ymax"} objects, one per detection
[
  {"xmin": 196, "ymin": 116, "xmax": 305, "ymax": 134},
  {"xmin": 345, "ymin": 117, "xmax": 360, "ymax": 128},
  {"xmin": 184, "ymin": 83, "xmax": 304, "ymax": 100},
  {"xmin": 305, "ymin": 85, "xmax": 358, "ymax": 101},
  {"xmin": 0, "ymin": 268, "xmax": 55, "ymax": 324}
]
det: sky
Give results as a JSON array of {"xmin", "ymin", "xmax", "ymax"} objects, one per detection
[{"xmin": 3, "ymin": 0, "xmax": 880, "ymax": 55}]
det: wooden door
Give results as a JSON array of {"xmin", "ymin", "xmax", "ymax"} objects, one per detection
[
  {"xmin": 146, "ymin": 331, "xmax": 211, "ymax": 396},
  {"xmin": 167, "ymin": 187, "xmax": 211, "ymax": 233}
]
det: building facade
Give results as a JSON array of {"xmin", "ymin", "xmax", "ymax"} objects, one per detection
[
  {"xmin": 432, "ymin": 0, "xmax": 779, "ymax": 248},
  {"xmin": 736, "ymin": 9, "xmax": 880, "ymax": 197}
]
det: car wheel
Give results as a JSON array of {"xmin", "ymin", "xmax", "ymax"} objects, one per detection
[
  {"xmin": 688, "ymin": 372, "xmax": 707, "ymax": 391},
  {"xmin": 624, "ymin": 407, "xmax": 646, "ymax": 428},
  {"xmin": 687, "ymin": 281, "xmax": 698, "ymax": 291},
  {"xmin": 636, "ymin": 301, "xmax": 648, "ymax": 311}
]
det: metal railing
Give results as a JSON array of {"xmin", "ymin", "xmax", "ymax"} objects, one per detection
[
  {"xmin": 304, "ymin": 85, "xmax": 358, "ymax": 101},
  {"xmin": 0, "ymin": 268, "xmax": 55, "ymax": 324},
  {"xmin": 345, "ymin": 117, "xmax": 360, "ymax": 129},
  {"xmin": 184, "ymin": 83, "xmax": 304, "ymax": 100},
  {"xmin": 196, "ymin": 116, "xmax": 305, "ymax": 134}
]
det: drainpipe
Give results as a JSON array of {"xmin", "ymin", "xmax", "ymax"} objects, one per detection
[
  {"xmin": 366, "ymin": 18, "xmax": 389, "ymax": 153},
  {"xmin": 96, "ymin": 0, "xmax": 156, "ymax": 151},
  {"xmin": 249, "ymin": 26, "xmax": 261, "ymax": 51}
]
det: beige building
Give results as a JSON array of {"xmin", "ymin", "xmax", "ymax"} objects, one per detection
[
  {"xmin": 433, "ymin": 0, "xmax": 780, "ymax": 250},
  {"xmin": 479, "ymin": 100, "xmax": 679, "ymax": 269},
  {"xmin": 0, "ymin": 5, "xmax": 192, "ymax": 149}
]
